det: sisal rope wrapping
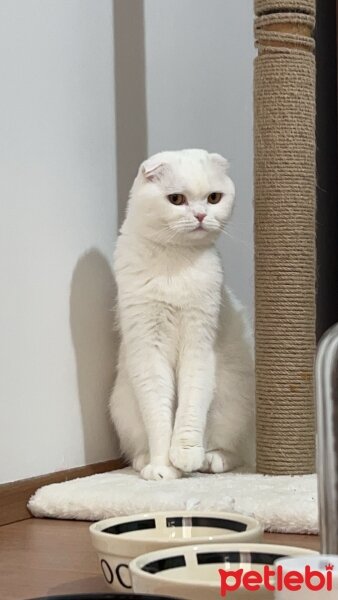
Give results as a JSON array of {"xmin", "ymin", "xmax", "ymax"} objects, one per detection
[
  {"xmin": 255, "ymin": 13, "xmax": 315, "ymax": 51},
  {"xmin": 255, "ymin": 0, "xmax": 315, "ymax": 16},
  {"xmin": 254, "ymin": 3, "xmax": 316, "ymax": 474}
]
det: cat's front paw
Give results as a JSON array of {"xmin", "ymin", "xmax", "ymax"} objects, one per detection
[
  {"xmin": 132, "ymin": 453, "xmax": 149, "ymax": 472},
  {"xmin": 169, "ymin": 444, "xmax": 205, "ymax": 473},
  {"xmin": 200, "ymin": 449, "xmax": 239, "ymax": 473},
  {"xmin": 140, "ymin": 464, "xmax": 182, "ymax": 481}
]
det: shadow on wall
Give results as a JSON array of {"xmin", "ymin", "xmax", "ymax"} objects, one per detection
[
  {"xmin": 70, "ymin": 248, "xmax": 120, "ymax": 463},
  {"xmin": 67, "ymin": 1, "xmax": 149, "ymax": 464},
  {"xmin": 114, "ymin": 0, "xmax": 148, "ymax": 226}
]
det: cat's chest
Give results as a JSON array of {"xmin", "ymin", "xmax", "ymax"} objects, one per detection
[
  {"xmin": 117, "ymin": 246, "xmax": 223, "ymax": 309},
  {"xmin": 149, "ymin": 266, "xmax": 218, "ymax": 306}
]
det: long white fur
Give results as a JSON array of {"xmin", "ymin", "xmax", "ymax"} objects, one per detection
[{"xmin": 110, "ymin": 149, "xmax": 255, "ymax": 480}]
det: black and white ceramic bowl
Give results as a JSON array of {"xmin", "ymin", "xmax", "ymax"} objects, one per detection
[
  {"xmin": 90, "ymin": 511, "xmax": 263, "ymax": 593},
  {"xmin": 129, "ymin": 543, "xmax": 318, "ymax": 599}
]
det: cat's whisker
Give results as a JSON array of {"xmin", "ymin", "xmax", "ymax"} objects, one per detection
[
  {"xmin": 219, "ymin": 227, "xmax": 251, "ymax": 249},
  {"xmin": 151, "ymin": 225, "xmax": 182, "ymax": 245},
  {"xmin": 227, "ymin": 218, "xmax": 252, "ymax": 226},
  {"xmin": 167, "ymin": 228, "xmax": 182, "ymax": 243},
  {"xmin": 150, "ymin": 224, "xmax": 175, "ymax": 243}
]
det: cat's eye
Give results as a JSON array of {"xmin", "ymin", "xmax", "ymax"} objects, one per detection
[
  {"xmin": 167, "ymin": 193, "xmax": 186, "ymax": 206},
  {"xmin": 208, "ymin": 192, "xmax": 223, "ymax": 204}
]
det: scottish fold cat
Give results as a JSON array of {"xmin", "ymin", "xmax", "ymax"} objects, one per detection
[{"xmin": 110, "ymin": 149, "xmax": 254, "ymax": 480}]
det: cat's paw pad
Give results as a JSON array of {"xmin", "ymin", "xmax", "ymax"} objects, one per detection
[
  {"xmin": 140, "ymin": 464, "xmax": 182, "ymax": 481},
  {"xmin": 169, "ymin": 445, "xmax": 205, "ymax": 473},
  {"xmin": 201, "ymin": 449, "xmax": 238, "ymax": 473},
  {"xmin": 132, "ymin": 453, "xmax": 149, "ymax": 472}
]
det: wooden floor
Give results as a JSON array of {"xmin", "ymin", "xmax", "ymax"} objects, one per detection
[{"xmin": 0, "ymin": 518, "xmax": 320, "ymax": 600}]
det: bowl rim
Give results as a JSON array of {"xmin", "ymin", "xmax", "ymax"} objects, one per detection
[
  {"xmin": 89, "ymin": 511, "xmax": 264, "ymax": 557},
  {"xmin": 129, "ymin": 542, "xmax": 319, "ymax": 591}
]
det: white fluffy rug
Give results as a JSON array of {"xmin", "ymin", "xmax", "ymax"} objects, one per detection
[{"xmin": 28, "ymin": 467, "xmax": 318, "ymax": 534}]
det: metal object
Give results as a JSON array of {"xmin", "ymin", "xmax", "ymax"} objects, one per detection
[{"xmin": 316, "ymin": 323, "xmax": 338, "ymax": 553}]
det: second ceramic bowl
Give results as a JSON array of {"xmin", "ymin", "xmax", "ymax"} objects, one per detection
[
  {"xmin": 89, "ymin": 511, "xmax": 263, "ymax": 593},
  {"xmin": 129, "ymin": 542, "xmax": 319, "ymax": 599}
]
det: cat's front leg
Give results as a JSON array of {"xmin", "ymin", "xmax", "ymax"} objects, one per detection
[
  {"xmin": 130, "ymin": 351, "xmax": 181, "ymax": 481},
  {"xmin": 170, "ymin": 328, "xmax": 216, "ymax": 473},
  {"xmin": 122, "ymin": 306, "xmax": 181, "ymax": 481}
]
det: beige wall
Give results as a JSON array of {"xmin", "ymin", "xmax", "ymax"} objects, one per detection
[{"xmin": 0, "ymin": 0, "xmax": 119, "ymax": 483}]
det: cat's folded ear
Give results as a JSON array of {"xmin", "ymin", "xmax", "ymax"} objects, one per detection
[
  {"xmin": 141, "ymin": 157, "xmax": 168, "ymax": 182},
  {"xmin": 141, "ymin": 157, "xmax": 167, "ymax": 181},
  {"xmin": 209, "ymin": 153, "xmax": 229, "ymax": 173}
]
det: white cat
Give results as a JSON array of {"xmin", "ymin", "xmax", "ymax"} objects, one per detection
[{"xmin": 110, "ymin": 149, "xmax": 254, "ymax": 480}]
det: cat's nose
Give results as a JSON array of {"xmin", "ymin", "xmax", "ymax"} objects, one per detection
[{"xmin": 195, "ymin": 212, "xmax": 206, "ymax": 222}]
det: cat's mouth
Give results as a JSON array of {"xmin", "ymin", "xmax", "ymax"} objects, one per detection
[{"xmin": 192, "ymin": 225, "xmax": 206, "ymax": 232}]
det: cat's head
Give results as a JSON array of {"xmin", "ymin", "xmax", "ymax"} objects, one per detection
[{"xmin": 126, "ymin": 149, "xmax": 235, "ymax": 247}]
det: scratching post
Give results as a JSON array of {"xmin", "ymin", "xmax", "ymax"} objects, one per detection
[{"xmin": 254, "ymin": 0, "xmax": 316, "ymax": 474}]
